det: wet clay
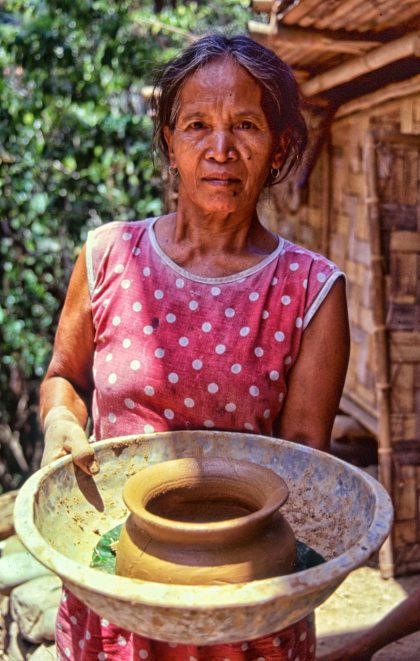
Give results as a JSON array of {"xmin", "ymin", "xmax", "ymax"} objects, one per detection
[{"xmin": 115, "ymin": 457, "xmax": 297, "ymax": 585}]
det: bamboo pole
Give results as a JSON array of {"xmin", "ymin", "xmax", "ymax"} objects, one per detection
[
  {"xmin": 335, "ymin": 74, "xmax": 420, "ymax": 119},
  {"xmin": 365, "ymin": 132, "xmax": 395, "ymax": 579},
  {"xmin": 249, "ymin": 24, "xmax": 381, "ymax": 54},
  {"xmin": 301, "ymin": 31, "xmax": 420, "ymax": 97}
]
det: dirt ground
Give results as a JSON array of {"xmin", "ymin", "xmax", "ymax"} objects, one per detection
[{"xmin": 315, "ymin": 564, "xmax": 420, "ymax": 660}]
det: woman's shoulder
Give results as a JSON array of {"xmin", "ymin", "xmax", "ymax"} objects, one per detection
[
  {"xmin": 281, "ymin": 238, "xmax": 339, "ymax": 272},
  {"xmin": 87, "ymin": 217, "xmax": 154, "ymax": 246}
]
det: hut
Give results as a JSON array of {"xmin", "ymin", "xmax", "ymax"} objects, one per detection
[{"xmin": 249, "ymin": 0, "xmax": 420, "ymax": 577}]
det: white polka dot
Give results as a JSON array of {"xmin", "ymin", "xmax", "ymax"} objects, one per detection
[
  {"xmin": 112, "ymin": 316, "xmax": 121, "ymax": 327},
  {"xmin": 249, "ymin": 291, "xmax": 259, "ymax": 301},
  {"xmin": 169, "ymin": 644, "xmax": 178, "ymax": 649},
  {"xmin": 285, "ymin": 355, "xmax": 292, "ymax": 365},
  {"xmin": 122, "ymin": 232, "xmax": 132, "ymax": 241},
  {"xmin": 290, "ymin": 262, "xmax": 299, "ymax": 271},
  {"xmin": 249, "ymin": 385, "xmax": 260, "ymax": 397},
  {"xmin": 189, "ymin": 656, "xmax": 198, "ymax": 661},
  {"xmin": 202, "ymin": 322, "xmax": 212, "ymax": 332},
  {"xmin": 130, "ymin": 359, "xmax": 141, "ymax": 370},
  {"xmin": 204, "ymin": 420, "xmax": 215, "ymax": 428},
  {"xmin": 86, "ymin": 631, "xmax": 91, "ymax": 641},
  {"xmin": 168, "ymin": 373, "xmax": 179, "ymax": 383},
  {"xmin": 288, "ymin": 651, "xmax": 293, "ymax": 660},
  {"xmin": 254, "ymin": 347, "xmax": 264, "ymax": 357},
  {"xmin": 189, "ymin": 300, "xmax": 199, "ymax": 311},
  {"xmin": 225, "ymin": 402, "xmax": 236, "ymax": 412},
  {"xmin": 303, "ymin": 278, "xmax": 308, "ymax": 289},
  {"xmin": 57, "ymin": 623, "xmax": 63, "ymax": 631},
  {"xmin": 275, "ymin": 331, "xmax": 285, "ymax": 342},
  {"xmin": 299, "ymin": 631, "xmax": 307, "ymax": 641},
  {"xmin": 176, "ymin": 278, "xmax": 185, "ymax": 288},
  {"xmin": 271, "ymin": 277, "xmax": 278, "ymax": 285},
  {"xmin": 241, "ymin": 643, "xmax": 249, "ymax": 651},
  {"xmin": 166, "ymin": 313, "xmax": 176, "ymax": 323},
  {"xmin": 257, "ymin": 657, "xmax": 266, "ymax": 661},
  {"xmin": 244, "ymin": 422, "xmax": 254, "ymax": 431},
  {"xmin": 211, "ymin": 286, "xmax": 221, "ymax": 296},
  {"xmin": 179, "ymin": 336, "xmax": 189, "ymax": 347},
  {"xmin": 192, "ymin": 359, "xmax": 203, "ymax": 370},
  {"xmin": 144, "ymin": 424, "xmax": 155, "ymax": 433},
  {"xmin": 122, "ymin": 338, "xmax": 131, "ymax": 349},
  {"xmin": 184, "ymin": 398, "xmax": 195, "ymax": 408},
  {"xmin": 108, "ymin": 373, "xmax": 117, "ymax": 384},
  {"xmin": 114, "ymin": 264, "xmax": 124, "ymax": 274},
  {"xmin": 279, "ymin": 392, "xmax": 284, "ymax": 402},
  {"xmin": 139, "ymin": 651, "xmax": 149, "ymax": 659},
  {"xmin": 154, "ymin": 289, "xmax": 164, "ymax": 299},
  {"xmin": 215, "ymin": 344, "xmax": 226, "ymax": 354},
  {"xmin": 273, "ymin": 636, "xmax": 281, "ymax": 647},
  {"xmin": 132, "ymin": 301, "xmax": 142, "ymax": 312},
  {"xmin": 270, "ymin": 370, "xmax": 280, "ymax": 381},
  {"xmin": 296, "ymin": 317, "xmax": 303, "ymax": 328},
  {"xmin": 132, "ymin": 247, "xmax": 141, "ymax": 256},
  {"xmin": 225, "ymin": 307, "xmax": 235, "ymax": 318},
  {"xmin": 281, "ymin": 295, "xmax": 291, "ymax": 305},
  {"xmin": 108, "ymin": 413, "xmax": 117, "ymax": 423},
  {"xmin": 124, "ymin": 399, "xmax": 135, "ymax": 409},
  {"xmin": 309, "ymin": 643, "xmax": 315, "ymax": 653},
  {"xmin": 154, "ymin": 348, "xmax": 165, "ymax": 358},
  {"xmin": 262, "ymin": 310, "xmax": 269, "ymax": 319},
  {"xmin": 317, "ymin": 272, "xmax": 327, "ymax": 282},
  {"xmin": 263, "ymin": 409, "xmax": 271, "ymax": 419},
  {"xmin": 231, "ymin": 363, "xmax": 242, "ymax": 374},
  {"xmin": 64, "ymin": 648, "xmax": 71, "ymax": 658},
  {"xmin": 164, "ymin": 409, "xmax": 174, "ymax": 420},
  {"xmin": 208, "ymin": 383, "xmax": 219, "ymax": 394},
  {"xmin": 121, "ymin": 279, "xmax": 131, "ymax": 289},
  {"xmin": 105, "ymin": 353, "xmax": 113, "ymax": 362},
  {"xmin": 70, "ymin": 616, "xmax": 78, "ymax": 624},
  {"xmin": 103, "ymin": 299, "xmax": 110, "ymax": 308},
  {"xmin": 98, "ymin": 653, "xmax": 107, "ymax": 661},
  {"xmin": 144, "ymin": 385, "xmax": 155, "ymax": 396},
  {"xmin": 240, "ymin": 326, "xmax": 250, "ymax": 337},
  {"xmin": 143, "ymin": 267, "xmax": 151, "ymax": 276},
  {"xmin": 118, "ymin": 635, "xmax": 127, "ymax": 646},
  {"xmin": 100, "ymin": 618, "xmax": 109, "ymax": 627},
  {"xmin": 143, "ymin": 325, "xmax": 153, "ymax": 335}
]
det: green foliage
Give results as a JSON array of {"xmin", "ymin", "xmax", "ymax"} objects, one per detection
[{"xmin": 0, "ymin": 0, "xmax": 250, "ymax": 488}]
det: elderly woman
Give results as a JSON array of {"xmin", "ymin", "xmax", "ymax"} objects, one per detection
[{"xmin": 40, "ymin": 33, "xmax": 349, "ymax": 661}]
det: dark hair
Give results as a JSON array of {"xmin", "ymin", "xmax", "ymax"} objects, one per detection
[{"xmin": 151, "ymin": 33, "xmax": 307, "ymax": 185}]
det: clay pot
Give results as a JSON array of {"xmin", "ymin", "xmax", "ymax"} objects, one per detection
[{"xmin": 115, "ymin": 457, "xmax": 296, "ymax": 585}]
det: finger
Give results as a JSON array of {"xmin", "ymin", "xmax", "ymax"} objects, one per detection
[
  {"xmin": 41, "ymin": 446, "xmax": 68, "ymax": 467},
  {"xmin": 65, "ymin": 436, "xmax": 99, "ymax": 476}
]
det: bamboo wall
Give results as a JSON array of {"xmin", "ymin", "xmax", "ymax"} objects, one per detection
[{"xmin": 265, "ymin": 80, "xmax": 420, "ymax": 575}]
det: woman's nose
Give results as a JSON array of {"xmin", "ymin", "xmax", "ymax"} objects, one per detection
[{"xmin": 205, "ymin": 130, "xmax": 238, "ymax": 161}]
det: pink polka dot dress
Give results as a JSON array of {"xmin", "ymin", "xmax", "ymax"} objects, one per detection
[{"xmin": 56, "ymin": 217, "xmax": 343, "ymax": 660}]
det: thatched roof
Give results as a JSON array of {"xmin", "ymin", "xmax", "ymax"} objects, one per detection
[{"xmin": 249, "ymin": 1, "xmax": 420, "ymax": 99}]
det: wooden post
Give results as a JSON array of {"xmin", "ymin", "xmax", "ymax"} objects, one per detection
[{"xmin": 365, "ymin": 132, "xmax": 395, "ymax": 579}]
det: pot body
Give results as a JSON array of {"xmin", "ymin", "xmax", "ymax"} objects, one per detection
[{"xmin": 115, "ymin": 457, "xmax": 296, "ymax": 585}]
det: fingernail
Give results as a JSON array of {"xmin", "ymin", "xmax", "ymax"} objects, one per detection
[{"xmin": 90, "ymin": 460, "xmax": 99, "ymax": 474}]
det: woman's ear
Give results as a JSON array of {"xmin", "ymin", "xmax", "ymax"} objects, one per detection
[
  {"xmin": 163, "ymin": 126, "xmax": 175, "ymax": 165},
  {"xmin": 271, "ymin": 130, "xmax": 292, "ymax": 169}
]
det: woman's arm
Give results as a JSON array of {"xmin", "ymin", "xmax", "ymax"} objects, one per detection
[
  {"xmin": 40, "ymin": 244, "xmax": 98, "ymax": 474},
  {"xmin": 278, "ymin": 277, "xmax": 350, "ymax": 451}
]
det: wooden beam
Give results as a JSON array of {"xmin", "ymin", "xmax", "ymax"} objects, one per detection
[
  {"xmin": 252, "ymin": 24, "xmax": 382, "ymax": 55},
  {"xmin": 301, "ymin": 31, "xmax": 420, "ymax": 96},
  {"xmin": 335, "ymin": 74, "xmax": 420, "ymax": 119}
]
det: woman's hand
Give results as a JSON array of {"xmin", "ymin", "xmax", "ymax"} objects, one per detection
[{"xmin": 41, "ymin": 406, "xmax": 99, "ymax": 475}]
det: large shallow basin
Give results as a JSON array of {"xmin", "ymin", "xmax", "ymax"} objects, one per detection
[{"xmin": 14, "ymin": 431, "xmax": 392, "ymax": 644}]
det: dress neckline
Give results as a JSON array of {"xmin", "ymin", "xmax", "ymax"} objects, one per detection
[{"xmin": 147, "ymin": 217, "xmax": 284, "ymax": 284}]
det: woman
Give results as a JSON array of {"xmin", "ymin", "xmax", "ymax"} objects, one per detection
[{"xmin": 40, "ymin": 33, "xmax": 350, "ymax": 661}]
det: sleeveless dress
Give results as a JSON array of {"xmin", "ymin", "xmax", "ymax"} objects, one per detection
[{"xmin": 56, "ymin": 217, "xmax": 343, "ymax": 660}]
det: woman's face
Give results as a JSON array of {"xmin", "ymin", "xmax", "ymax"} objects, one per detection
[{"xmin": 164, "ymin": 58, "xmax": 283, "ymax": 218}]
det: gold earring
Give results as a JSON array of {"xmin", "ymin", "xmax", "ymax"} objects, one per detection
[{"xmin": 270, "ymin": 167, "xmax": 280, "ymax": 179}]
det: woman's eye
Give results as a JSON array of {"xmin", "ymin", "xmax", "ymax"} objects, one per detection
[
  {"xmin": 237, "ymin": 120, "xmax": 255, "ymax": 130},
  {"xmin": 188, "ymin": 121, "xmax": 206, "ymax": 130}
]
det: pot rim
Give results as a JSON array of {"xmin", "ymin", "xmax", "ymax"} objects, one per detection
[{"xmin": 122, "ymin": 457, "xmax": 290, "ymax": 545}]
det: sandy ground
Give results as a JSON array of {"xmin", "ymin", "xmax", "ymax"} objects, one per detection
[{"xmin": 315, "ymin": 565, "xmax": 420, "ymax": 660}]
